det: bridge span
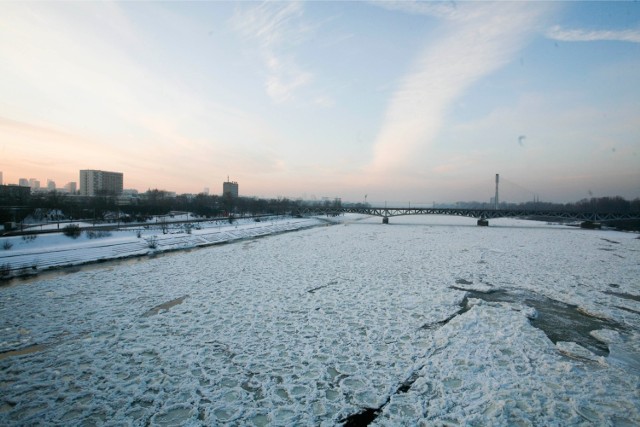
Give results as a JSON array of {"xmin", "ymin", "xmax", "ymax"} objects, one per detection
[{"xmin": 298, "ymin": 206, "xmax": 640, "ymax": 226}]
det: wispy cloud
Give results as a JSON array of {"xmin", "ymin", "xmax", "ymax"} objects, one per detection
[
  {"xmin": 372, "ymin": 0, "xmax": 458, "ymax": 20},
  {"xmin": 263, "ymin": 52, "xmax": 313, "ymax": 103},
  {"xmin": 313, "ymin": 95, "xmax": 335, "ymax": 108},
  {"xmin": 368, "ymin": 2, "xmax": 555, "ymax": 173},
  {"xmin": 546, "ymin": 25, "xmax": 640, "ymax": 44},
  {"xmin": 231, "ymin": 1, "xmax": 313, "ymax": 103}
]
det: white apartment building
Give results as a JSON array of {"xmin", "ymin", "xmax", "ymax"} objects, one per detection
[{"xmin": 79, "ymin": 170, "xmax": 124, "ymax": 196}]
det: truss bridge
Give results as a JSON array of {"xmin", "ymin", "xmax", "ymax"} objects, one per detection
[{"xmin": 298, "ymin": 205, "xmax": 640, "ymax": 226}]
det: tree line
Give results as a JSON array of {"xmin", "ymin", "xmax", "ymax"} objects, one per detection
[
  {"xmin": 454, "ymin": 196, "xmax": 640, "ymax": 213},
  {"xmin": 1, "ymin": 189, "xmax": 638, "ymax": 226},
  {"xmin": 0, "ymin": 189, "xmax": 342, "ymax": 225}
]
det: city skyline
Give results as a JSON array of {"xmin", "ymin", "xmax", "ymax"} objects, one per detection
[{"xmin": 1, "ymin": 1, "xmax": 639, "ymax": 204}]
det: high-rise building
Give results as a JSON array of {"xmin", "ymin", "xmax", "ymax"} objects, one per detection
[
  {"xmin": 28, "ymin": 178, "xmax": 40, "ymax": 190},
  {"xmin": 222, "ymin": 179, "xmax": 238, "ymax": 198},
  {"xmin": 79, "ymin": 170, "xmax": 124, "ymax": 196},
  {"xmin": 0, "ymin": 171, "xmax": 3, "ymax": 185},
  {"xmin": 47, "ymin": 179, "xmax": 56, "ymax": 191},
  {"xmin": 64, "ymin": 182, "xmax": 77, "ymax": 194},
  {"xmin": 19, "ymin": 178, "xmax": 29, "ymax": 187}
]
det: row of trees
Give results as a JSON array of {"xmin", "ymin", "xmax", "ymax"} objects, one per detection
[
  {"xmin": 455, "ymin": 196, "xmax": 640, "ymax": 213},
  {"xmin": 1, "ymin": 189, "xmax": 638, "ymax": 226},
  {"xmin": 0, "ymin": 189, "xmax": 340, "ymax": 225}
]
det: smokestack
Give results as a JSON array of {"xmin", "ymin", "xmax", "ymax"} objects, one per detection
[{"xmin": 495, "ymin": 174, "xmax": 499, "ymax": 210}]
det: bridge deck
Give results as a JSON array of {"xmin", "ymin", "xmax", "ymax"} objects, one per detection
[{"xmin": 300, "ymin": 207, "xmax": 640, "ymax": 222}]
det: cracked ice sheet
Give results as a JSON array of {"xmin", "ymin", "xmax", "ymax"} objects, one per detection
[
  {"xmin": 375, "ymin": 301, "xmax": 639, "ymax": 425},
  {"xmin": 0, "ymin": 215, "xmax": 639, "ymax": 425}
]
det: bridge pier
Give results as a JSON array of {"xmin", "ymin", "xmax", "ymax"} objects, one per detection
[
  {"xmin": 477, "ymin": 218, "xmax": 489, "ymax": 227},
  {"xmin": 580, "ymin": 221, "xmax": 601, "ymax": 229},
  {"xmin": 382, "ymin": 216, "xmax": 389, "ymax": 224}
]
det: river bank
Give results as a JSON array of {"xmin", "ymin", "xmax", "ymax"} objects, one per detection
[{"xmin": 0, "ymin": 216, "xmax": 329, "ymax": 283}]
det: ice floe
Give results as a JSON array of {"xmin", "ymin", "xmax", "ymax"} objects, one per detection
[{"xmin": 0, "ymin": 215, "xmax": 638, "ymax": 425}]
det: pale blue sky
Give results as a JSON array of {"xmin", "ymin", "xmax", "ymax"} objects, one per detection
[{"xmin": 1, "ymin": 1, "xmax": 638, "ymax": 204}]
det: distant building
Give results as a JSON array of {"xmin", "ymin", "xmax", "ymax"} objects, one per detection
[
  {"xmin": 19, "ymin": 178, "xmax": 29, "ymax": 187},
  {"xmin": 223, "ymin": 179, "xmax": 238, "ymax": 198},
  {"xmin": 79, "ymin": 169, "xmax": 124, "ymax": 196},
  {"xmin": 0, "ymin": 171, "xmax": 3, "ymax": 185},
  {"xmin": 116, "ymin": 189, "xmax": 140, "ymax": 206},
  {"xmin": 64, "ymin": 182, "xmax": 77, "ymax": 194},
  {"xmin": 47, "ymin": 179, "xmax": 56, "ymax": 191},
  {"xmin": 28, "ymin": 178, "xmax": 40, "ymax": 190}
]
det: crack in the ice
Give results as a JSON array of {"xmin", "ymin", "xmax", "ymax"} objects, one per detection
[
  {"xmin": 340, "ymin": 356, "xmax": 440, "ymax": 426},
  {"xmin": 308, "ymin": 280, "xmax": 338, "ymax": 294},
  {"xmin": 142, "ymin": 295, "xmax": 189, "ymax": 317},
  {"xmin": 615, "ymin": 305, "xmax": 640, "ymax": 315},
  {"xmin": 419, "ymin": 303, "xmax": 469, "ymax": 331},
  {"xmin": 341, "ymin": 407, "xmax": 380, "ymax": 426},
  {"xmin": 341, "ymin": 317, "xmax": 461, "ymax": 426},
  {"xmin": 600, "ymin": 238, "xmax": 620, "ymax": 244},
  {"xmin": 603, "ymin": 290, "xmax": 640, "ymax": 302},
  {"xmin": 397, "ymin": 371, "xmax": 421, "ymax": 393}
]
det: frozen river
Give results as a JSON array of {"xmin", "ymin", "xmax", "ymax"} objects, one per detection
[{"xmin": 1, "ymin": 215, "xmax": 639, "ymax": 425}]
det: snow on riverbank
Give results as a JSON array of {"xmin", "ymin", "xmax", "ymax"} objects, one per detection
[
  {"xmin": 0, "ymin": 215, "xmax": 639, "ymax": 425},
  {"xmin": 0, "ymin": 216, "xmax": 325, "ymax": 278}
]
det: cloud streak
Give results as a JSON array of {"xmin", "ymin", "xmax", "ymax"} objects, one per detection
[
  {"xmin": 547, "ymin": 25, "xmax": 640, "ymax": 44},
  {"xmin": 368, "ymin": 2, "xmax": 554, "ymax": 173},
  {"xmin": 231, "ymin": 1, "xmax": 313, "ymax": 103},
  {"xmin": 372, "ymin": 0, "xmax": 458, "ymax": 20}
]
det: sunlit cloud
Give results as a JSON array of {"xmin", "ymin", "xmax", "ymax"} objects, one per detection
[
  {"xmin": 546, "ymin": 25, "xmax": 640, "ymax": 44},
  {"xmin": 368, "ymin": 2, "xmax": 554, "ymax": 173},
  {"xmin": 231, "ymin": 1, "xmax": 314, "ymax": 103}
]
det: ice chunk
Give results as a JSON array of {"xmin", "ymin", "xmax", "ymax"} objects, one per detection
[
  {"xmin": 556, "ymin": 341, "xmax": 606, "ymax": 365},
  {"xmin": 589, "ymin": 328, "xmax": 620, "ymax": 344}
]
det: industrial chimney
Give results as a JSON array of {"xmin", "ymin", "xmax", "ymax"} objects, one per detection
[{"xmin": 495, "ymin": 174, "xmax": 499, "ymax": 210}]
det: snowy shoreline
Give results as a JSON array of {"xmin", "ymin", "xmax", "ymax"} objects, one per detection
[{"xmin": 0, "ymin": 215, "xmax": 333, "ymax": 283}]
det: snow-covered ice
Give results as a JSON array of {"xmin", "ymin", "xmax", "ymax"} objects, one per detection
[{"xmin": 1, "ymin": 215, "xmax": 639, "ymax": 425}]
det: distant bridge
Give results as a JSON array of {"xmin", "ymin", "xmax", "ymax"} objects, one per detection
[
  {"xmin": 300, "ymin": 173, "xmax": 639, "ymax": 226},
  {"xmin": 298, "ymin": 206, "xmax": 640, "ymax": 226}
]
